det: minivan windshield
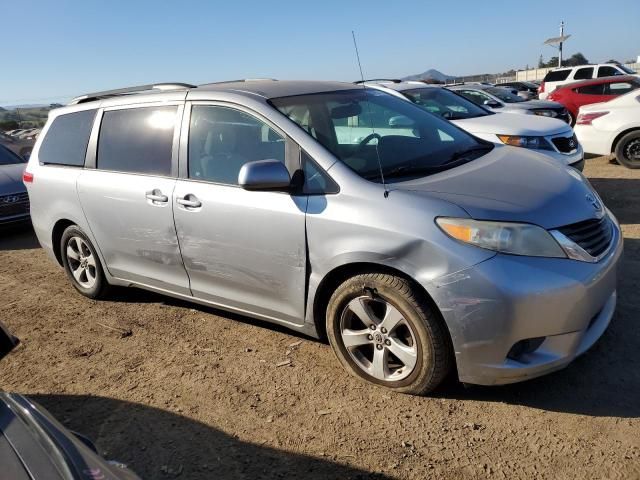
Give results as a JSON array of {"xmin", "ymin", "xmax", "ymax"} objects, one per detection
[
  {"xmin": 271, "ymin": 88, "xmax": 492, "ymax": 182},
  {"xmin": 402, "ymin": 87, "xmax": 492, "ymax": 120},
  {"xmin": 0, "ymin": 144, "xmax": 26, "ymax": 165},
  {"xmin": 485, "ymin": 87, "xmax": 526, "ymax": 103}
]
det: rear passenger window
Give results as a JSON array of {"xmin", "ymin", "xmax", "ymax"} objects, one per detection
[
  {"xmin": 39, "ymin": 109, "xmax": 96, "ymax": 166},
  {"xmin": 97, "ymin": 106, "xmax": 177, "ymax": 176},
  {"xmin": 573, "ymin": 67, "xmax": 593, "ymax": 80},
  {"xmin": 189, "ymin": 106, "xmax": 285, "ymax": 185},
  {"xmin": 575, "ymin": 84, "xmax": 605, "ymax": 95},
  {"xmin": 543, "ymin": 70, "xmax": 571, "ymax": 82}
]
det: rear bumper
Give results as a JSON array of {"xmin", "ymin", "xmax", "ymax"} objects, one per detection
[
  {"xmin": 427, "ymin": 218, "xmax": 623, "ymax": 386},
  {"xmin": 574, "ymin": 125, "xmax": 614, "ymax": 156}
]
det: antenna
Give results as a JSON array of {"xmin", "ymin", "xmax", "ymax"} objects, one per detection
[{"xmin": 352, "ymin": 30, "xmax": 388, "ymax": 198}]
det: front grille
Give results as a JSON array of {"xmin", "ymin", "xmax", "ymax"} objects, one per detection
[
  {"xmin": 552, "ymin": 134, "xmax": 579, "ymax": 153},
  {"xmin": 0, "ymin": 192, "xmax": 30, "ymax": 218},
  {"xmin": 558, "ymin": 216, "xmax": 612, "ymax": 258}
]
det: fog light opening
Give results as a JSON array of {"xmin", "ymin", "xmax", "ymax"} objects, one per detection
[{"xmin": 507, "ymin": 337, "xmax": 546, "ymax": 361}]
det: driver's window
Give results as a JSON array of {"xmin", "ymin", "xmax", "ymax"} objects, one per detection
[{"xmin": 188, "ymin": 106, "xmax": 285, "ymax": 185}]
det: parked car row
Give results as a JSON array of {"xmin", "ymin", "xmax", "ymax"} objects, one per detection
[
  {"xmin": 538, "ymin": 63, "xmax": 637, "ymax": 100},
  {"xmin": 2, "ymin": 128, "xmax": 41, "ymax": 140},
  {"xmin": 362, "ymin": 80, "xmax": 583, "ymax": 169},
  {"xmin": 22, "ymin": 79, "xmax": 621, "ymax": 396}
]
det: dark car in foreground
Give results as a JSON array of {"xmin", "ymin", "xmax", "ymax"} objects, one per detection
[
  {"xmin": 0, "ymin": 322, "xmax": 140, "ymax": 479},
  {"xmin": 0, "ymin": 144, "xmax": 30, "ymax": 225}
]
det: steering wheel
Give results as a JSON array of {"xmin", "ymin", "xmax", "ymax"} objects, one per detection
[
  {"xmin": 352, "ymin": 132, "xmax": 382, "ymax": 156},
  {"xmin": 359, "ymin": 132, "xmax": 381, "ymax": 146}
]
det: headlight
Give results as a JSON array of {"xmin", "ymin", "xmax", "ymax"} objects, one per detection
[
  {"xmin": 436, "ymin": 217, "xmax": 566, "ymax": 258},
  {"xmin": 497, "ymin": 135, "xmax": 553, "ymax": 150},
  {"xmin": 532, "ymin": 109, "xmax": 557, "ymax": 118}
]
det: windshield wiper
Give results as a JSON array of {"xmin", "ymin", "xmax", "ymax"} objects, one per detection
[{"xmin": 449, "ymin": 145, "xmax": 493, "ymax": 163}]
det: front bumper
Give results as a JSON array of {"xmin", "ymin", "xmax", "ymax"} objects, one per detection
[
  {"xmin": 428, "ymin": 218, "xmax": 622, "ymax": 386},
  {"xmin": 540, "ymin": 139, "xmax": 584, "ymax": 168}
]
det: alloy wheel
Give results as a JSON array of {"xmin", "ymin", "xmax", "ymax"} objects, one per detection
[
  {"xmin": 339, "ymin": 296, "xmax": 418, "ymax": 382},
  {"xmin": 66, "ymin": 236, "xmax": 97, "ymax": 289}
]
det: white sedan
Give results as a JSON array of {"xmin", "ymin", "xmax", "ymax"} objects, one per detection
[{"xmin": 575, "ymin": 90, "xmax": 640, "ymax": 169}]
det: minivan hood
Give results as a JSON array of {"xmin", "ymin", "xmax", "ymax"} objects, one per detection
[
  {"xmin": 0, "ymin": 164, "xmax": 26, "ymax": 196},
  {"xmin": 393, "ymin": 145, "xmax": 601, "ymax": 229},
  {"xmin": 453, "ymin": 112, "xmax": 570, "ymax": 137}
]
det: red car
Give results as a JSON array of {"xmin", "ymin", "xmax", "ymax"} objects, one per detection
[{"xmin": 548, "ymin": 75, "xmax": 640, "ymax": 125}]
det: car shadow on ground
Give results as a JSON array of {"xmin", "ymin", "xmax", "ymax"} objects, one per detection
[
  {"xmin": 30, "ymin": 394, "xmax": 387, "ymax": 480},
  {"xmin": 588, "ymin": 177, "xmax": 640, "ymax": 226},
  {"xmin": 0, "ymin": 224, "xmax": 40, "ymax": 251}
]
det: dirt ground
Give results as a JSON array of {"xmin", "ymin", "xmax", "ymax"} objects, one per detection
[{"xmin": 1, "ymin": 155, "xmax": 639, "ymax": 480}]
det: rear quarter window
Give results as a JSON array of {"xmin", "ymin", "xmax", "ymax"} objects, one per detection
[
  {"xmin": 544, "ymin": 70, "xmax": 571, "ymax": 82},
  {"xmin": 38, "ymin": 109, "xmax": 96, "ymax": 166}
]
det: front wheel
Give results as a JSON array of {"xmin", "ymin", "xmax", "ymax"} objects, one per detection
[
  {"xmin": 60, "ymin": 225, "xmax": 111, "ymax": 299},
  {"xmin": 614, "ymin": 131, "xmax": 640, "ymax": 169},
  {"xmin": 326, "ymin": 273, "xmax": 452, "ymax": 395}
]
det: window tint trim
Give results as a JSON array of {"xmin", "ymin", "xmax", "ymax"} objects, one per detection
[
  {"xmin": 89, "ymin": 102, "xmax": 183, "ymax": 178},
  {"xmin": 298, "ymin": 148, "xmax": 340, "ymax": 195},
  {"xmin": 179, "ymin": 101, "xmax": 295, "ymax": 187}
]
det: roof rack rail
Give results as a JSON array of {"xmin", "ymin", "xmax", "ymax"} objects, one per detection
[
  {"xmin": 354, "ymin": 79, "xmax": 403, "ymax": 84},
  {"xmin": 68, "ymin": 83, "xmax": 196, "ymax": 105}
]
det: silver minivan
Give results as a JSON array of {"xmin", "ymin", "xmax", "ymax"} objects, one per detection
[{"xmin": 25, "ymin": 80, "xmax": 622, "ymax": 394}]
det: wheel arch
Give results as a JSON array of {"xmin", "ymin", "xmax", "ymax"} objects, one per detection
[
  {"xmin": 51, "ymin": 218, "xmax": 77, "ymax": 266},
  {"xmin": 311, "ymin": 262, "xmax": 454, "ymax": 359},
  {"xmin": 611, "ymin": 127, "xmax": 640, "ymax": 153}
]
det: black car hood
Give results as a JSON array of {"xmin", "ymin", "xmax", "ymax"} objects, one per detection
[{"xmin": 0, "ymin": 393, "xmax": 140, "ymax": 480}]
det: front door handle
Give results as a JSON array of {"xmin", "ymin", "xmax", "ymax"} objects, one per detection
[
  {"xmin": 177, "ymin": 194, "xmax": 202, "ymax": 209},
  {"xmin": 146, "ymin": 189, "xmax": 168, "ymax": 204}
]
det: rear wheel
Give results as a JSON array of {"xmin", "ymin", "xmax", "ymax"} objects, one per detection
[
  {"xmin": 61, "ymin": 225, "xmax": 110, "ymax": 299},
  {"xmin": 614, "ymin": 130, "xmax": 640, "ymax": 169},
  {"xmin": 326, "ymin": 273, "xmax": 452, "ymax": 395}
]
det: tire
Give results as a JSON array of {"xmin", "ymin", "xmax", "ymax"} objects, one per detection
[
  {"xmin": 326, "ymin": 273, "xmax": 452, "ymax": 395},
  {"xmin": 614, "ymin": 130, "xmax": 640, "ymax": 169},
  {"xmin": 60, "ymin": 225, "xmax": 110, "ymax": 299}
]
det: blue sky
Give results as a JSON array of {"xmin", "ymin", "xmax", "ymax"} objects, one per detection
[{"xmin": 2, "ymin": 0, "xmax": 639, "ymax": 104}]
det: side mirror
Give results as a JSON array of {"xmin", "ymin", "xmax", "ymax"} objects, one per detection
[
  {"xmin": 238, "ymin": 159, "xmax": 291, "ymax": 191},
  {"xmin": 0, "ymin": 321, "xmax": 19, "ymax": 360},
  {"xmin": 484, "ymin": 100, "xmax": 502, "ymax": 108}
]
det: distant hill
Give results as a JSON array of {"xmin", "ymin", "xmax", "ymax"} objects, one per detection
[{"xmin": 402, "ymin": 68, "xmax": 456, "ymax": 82}]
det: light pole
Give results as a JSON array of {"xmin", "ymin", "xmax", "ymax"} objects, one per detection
[{"xmin": 544, "ymin": 21, "xmax": 570, "ymax": 69}]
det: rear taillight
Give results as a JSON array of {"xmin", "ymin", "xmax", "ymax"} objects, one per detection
[
  {"xmin": 539, "ymin": 82, "xmax": 545, "ymax": 93},
  {"xmin": 22, "ymin": 171, "xmax": 34, "ymax": 183},
  {"xmin": 576, "ymin": 111, "xmax": 609, "ymax": 125}
]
